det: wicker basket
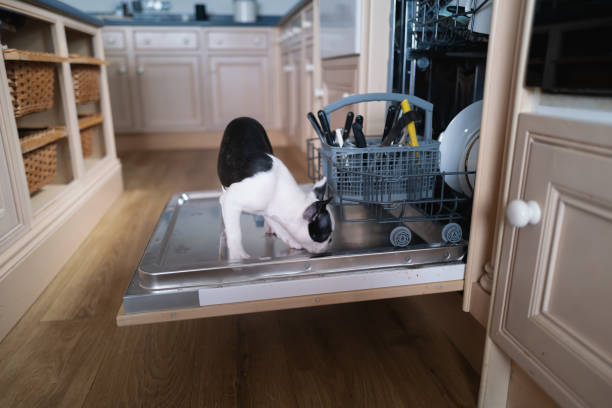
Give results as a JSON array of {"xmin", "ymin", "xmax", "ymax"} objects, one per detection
[
  {"xmin": 78, "ymin": 113, "xmax": 104, "ymax": 157},
  {"xmin": 19, "ymin": 127, "xmax": 65, "ymax": 194},
  {"xmin": 80, "ymin": 127, "xmax": 94, "ymax": 157},
  {"xmin": 6, "ymin": 61, "xmax": 55, "ymax": 118},
  {"xmin": 72, "ymin": 64, "xmax": 100, "ymax": 104},
  {"xmin": 23, "ymin": 143, "xmax": 58, "ymax": 194}
]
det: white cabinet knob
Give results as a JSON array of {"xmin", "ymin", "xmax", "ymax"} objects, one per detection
[
  {"xmin": 253, "ymin": 37, "xmax": 261, "ymax": 45},
  {"xmin": 302, "ymin": 20, "xmax": 312, "ymax": 29},
  {"xmin": 144, "ymin": 38, "xmax": 152, "ymax": 45},
  {"xmin": 137, "ymin": 65, "xmax": 144, "ymax": 75},
  {"xmin": 282, "ymin": 65, "xmax": 294, "ymax": 72},
  {"xmin": 304, "ymin": 63, "xmax": 314, "ymax": 72},
  {"xmin": 506, "ymin": 200, "xmax": 541, "ymax": 228},
  {"xmin": 183, "ymin": 37, "xmax": 190, "ymax": 45},
  {"xmin": 314, "ymin": 88, "xmax": 325, "ymax": 98},
  {"xmin": 119, "ymin": 64, "xmax": 127, "ymax": 74}
]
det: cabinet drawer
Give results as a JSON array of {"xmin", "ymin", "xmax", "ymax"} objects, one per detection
[
  {"xmin": 207, "ymin": 31, "xmax": 267, "ymax": 50},
  {"xmin": 102, "ymin": 31, "xmax": 126, "ymax": 50},
  {"xmin": 134, "ymin": 31, "xmax": 198, "ymax": 50}
]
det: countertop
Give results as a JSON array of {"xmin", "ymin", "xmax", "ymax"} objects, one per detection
[
  {"xmin": 100, "ymin": 14, "xmax": 282, "ymax": 27},
  {"xmin": 19, "ymin": 0, "xmax": 310, "ymax": 28},
  {"xmin": 22, "ymin": 0, "xmax": 103, "ymax": 27}
]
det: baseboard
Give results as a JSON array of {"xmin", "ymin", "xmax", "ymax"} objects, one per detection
[
  {"xmin": 116, "ymin": 129, "xmax": 289, "ymax": 152},
  {"xmin": 0, "ymin": 160, "xmax": 123, "ymax": 341}
]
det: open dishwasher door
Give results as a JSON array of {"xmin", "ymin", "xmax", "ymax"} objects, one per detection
[{"xmin": 117, "ymin": 190, "xmax": 466, "ymax": 326}]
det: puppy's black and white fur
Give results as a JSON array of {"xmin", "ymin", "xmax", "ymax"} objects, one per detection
[{"xmin": 218, "ymin": 117, "xmax": 334, "ymax": 260}]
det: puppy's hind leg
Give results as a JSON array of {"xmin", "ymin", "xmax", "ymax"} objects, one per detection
[{"xmin": 220, "ymin": 193, "xmax": 250, "ymax": 260}]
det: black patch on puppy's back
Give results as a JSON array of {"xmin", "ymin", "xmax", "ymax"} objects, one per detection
[{"xmin": 218, "ymin": 117, "xmax": 274, "ymax": 188}]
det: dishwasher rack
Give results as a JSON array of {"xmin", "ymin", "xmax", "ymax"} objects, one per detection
[{"xmin": 308, "ymin": 93, "xmax": 475, "ymax": 247}]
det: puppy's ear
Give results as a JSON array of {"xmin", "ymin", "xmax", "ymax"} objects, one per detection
[
  {"xmin": 303, "ymin": 196, "xmax": 333, "ymax": 222},
  {"xmin": 313, "ymin": 177, "xmax": 327, "ymax": 200},
  {"xmin": 303, "ymin": 202, "xmax": 318, "ymax": 222}
]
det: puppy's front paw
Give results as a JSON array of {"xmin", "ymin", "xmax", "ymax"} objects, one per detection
[{"xmin": 228, "ymin": 247, "xmax": 251, "ymax": 261}]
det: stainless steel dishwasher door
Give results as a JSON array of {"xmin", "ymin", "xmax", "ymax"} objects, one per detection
[{"xmin": 123, "ymin": 190, "xmax": 466, "ymax": 314}]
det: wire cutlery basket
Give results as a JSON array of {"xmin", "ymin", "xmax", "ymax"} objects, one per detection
[{"xmin": 307, "ymin": 93, "xmax": 474, "ymax": 246}]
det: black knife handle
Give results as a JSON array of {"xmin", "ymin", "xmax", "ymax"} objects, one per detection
[
  {"xmin": 380, "ymin": 110, "xmax": 421, "ymax": 146},
  {"xmin": 317, "ymin": 110, "xmax": 335, "ymax": 146},
  {"xmin": 382, "ymin": 104, "xmax": 398, "ymax": 140},
  {"xmin": 307, "ymin": 112, "xmax": 326, "ymax": 144},
  {"xmin": 355, "ymin": 115, "xmax": 364, "ymax": 127},
  {"xmin": 342, "ymin": 111, "xmax": 354, "ymax": 141},
  {"xmin": 352, "ymin": 122, "xmax": 367, "ymax": 148}
]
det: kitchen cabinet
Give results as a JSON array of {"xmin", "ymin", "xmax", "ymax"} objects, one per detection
[
  {"xmin": 102, "ymin": 26, "xmax": 277, "ymax": 136},
  {"xmin": 135, "ymin": 55, "xmax": 204, "ymax": 131},
  {"xmin": 0, "ymin": 0, "xmax": 122, "ymax": 341},
  {"xmin": 0, "ymin": 133, "xmax": 21, "ymax": 248},
  {"xmin": 106, "ymin": 55, "xmax": 134, "ymax": 132},
  {"xmin": 321, "ymin": 56, "xmax": 360, "ymax": 129},
  {"xmin": 490, "ymin": 114, "xmax": 612, "ymax": 407},
  {"xmin": 278, "ymin": 2, "xmax": 321, "ymax": 152},
  {"xmin": 207, "ymin": 55, "xmax": 269, "ymax": 130}
]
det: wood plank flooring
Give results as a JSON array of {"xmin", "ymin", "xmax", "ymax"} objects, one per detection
[{"xmin": 0, "ymin": 148, "xmax": 479, "ymax": 407}]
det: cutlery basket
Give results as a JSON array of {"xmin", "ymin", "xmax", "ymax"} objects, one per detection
[{"xmin": 308, "ymin": 93, "xmax": 437, "ymax": 205}]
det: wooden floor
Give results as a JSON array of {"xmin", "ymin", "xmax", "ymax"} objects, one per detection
[{"xmin": 0, "ymin": 148, "xmax": 479, "ymax": 407}]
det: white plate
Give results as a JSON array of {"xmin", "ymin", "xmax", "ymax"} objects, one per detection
[
  {"xmin": 438, "ymin": 100, "xmax": 482, "ymax": 194},
  {"xmin": 458, "ymin": 130, "xmax": 479, "ymax": 198}
]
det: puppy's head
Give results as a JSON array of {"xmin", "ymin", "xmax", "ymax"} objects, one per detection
[{"xmin": 301, "ymin": 178, "xmax": 334, "ymax": 253}]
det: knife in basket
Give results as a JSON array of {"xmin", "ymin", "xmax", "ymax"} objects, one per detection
[
  {"xmin": 380, "ymin": 110, "xmax": 421, "ymax": 146},
  {"xmin": 352, "ymin": 121, "xmax": 367, "ymax": 148},
  {"xmin": 342, "ymin": 111, "xmax": 354, "ymax": 141},
  {"xmin": 382, "ymin": 104, "xmax": 399, "ymax": 141},
  {"xmin": 317, "ymin": 110, "xmax": 336, "ymax": 146},
  {"xmin": 307, "ymin": 112, "xmax": 327, "ymax": 145}
]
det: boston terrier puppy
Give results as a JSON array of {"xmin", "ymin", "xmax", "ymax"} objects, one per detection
[{"xmin": 217, "ymin": 117, "xmax": 334, "ymax": 260}]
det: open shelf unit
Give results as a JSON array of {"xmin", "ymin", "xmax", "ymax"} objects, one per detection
[
  {"xmin": 65, "ymin": 28, "xmax": 110, "ymax": 173},
  {"xmin": 0, "ymin": 3, "xmax": 113, "ymax": 216}
]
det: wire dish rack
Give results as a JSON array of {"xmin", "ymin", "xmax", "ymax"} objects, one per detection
[{"xmin": 307, "ymin": 93, "xmax": 475, "ymax": 246}]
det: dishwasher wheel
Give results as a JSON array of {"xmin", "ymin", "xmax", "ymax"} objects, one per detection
[
  {"xmin": 442, "ymin": 222, "xmax": 462, "ymax": 243},
  {"xmin": 390, "ymin": 226, "xmax": 412, "ymax": 247}
]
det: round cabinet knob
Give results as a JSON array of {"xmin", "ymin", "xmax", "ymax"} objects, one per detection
[
  {"xmin": 304, "ymin": 63, "xmax": 314, "ymax": 72},
  {"xmin": 144, "ymin": 38, "xmax": 152, "ymax": 45},
  {"xmin": 136, "ymin": 65, "xmax": 144, "ymax": 75},
  {"xmin": 253, "ymin": 37, "xmax": 261, "ymax": 45},
  {"xmin": 183, "ymin": 37, "xmax": 190, "ymax": 45},
  {"xmin": 119, "ymin": 64, "xmax": 127, "ymax": 74},
  {"xmin": 506, "ymin": 200, "xmax": 541, "ymax": 228}
]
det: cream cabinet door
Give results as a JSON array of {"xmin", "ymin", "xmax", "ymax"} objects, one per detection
[
  {"xmin": 321, "ymin": 56, "xmax": 359, "ymax": 130},
  {"xmin": 0, "ymin": 134, "xmax": 20, "ymax": 246},
  {"xmin": 280, "ymin": 50, "xmax": 292, "ymax": 136},
  {"xmin": 135, "ymin": 55, "xmax": 203, "ymax": 131},
  {"xmin": 208, "ymin": 55, "xmax": 270, "ymax": 131},
  {"xmin": 491, "ymin": 113, "xmax": 612, "ymax": 407},
  {"xmin": 106, "ymin": 55, "xmax": 134, "ymax": 132}
]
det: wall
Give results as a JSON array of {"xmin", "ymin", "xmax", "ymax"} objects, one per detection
[{"xmin": 63, "ymin": 0, "xmax": 301, "ymax": 15}]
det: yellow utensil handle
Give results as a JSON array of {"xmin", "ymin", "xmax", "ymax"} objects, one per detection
[{"xmin": 400, "ymin": 99, "xmax": 418, "ymax": 147}]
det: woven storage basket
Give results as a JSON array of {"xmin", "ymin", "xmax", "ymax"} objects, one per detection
[
  {"xmin": 80, "ymin": 127, "xmax": 94, "ymax": 157},
  {"xmin": 72, "ymin": 64, "xmax": 100, "ymax": 104},
  {"xmin": 5, "ymin": 61, "xmax": 55, "ymax": 118},
  {"xmin": 23, "ymin": 143, "xmax": 58, "ymax": 194},
  {"xmin": 19, "ymin": 127, "xmax": 65, "ymax": 194}
]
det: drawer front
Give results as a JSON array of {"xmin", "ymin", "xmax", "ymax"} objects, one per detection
[
  {"xmin": 207, "ymin": 31, "xmax": 267, "ymax": 50},
  {"xmin": 134, "ymin": 31, "xmax": 198, "ymax": 50},
  {"xmin": 102, "ymin": 31, "xmax": 126, "ymax": 50}
]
